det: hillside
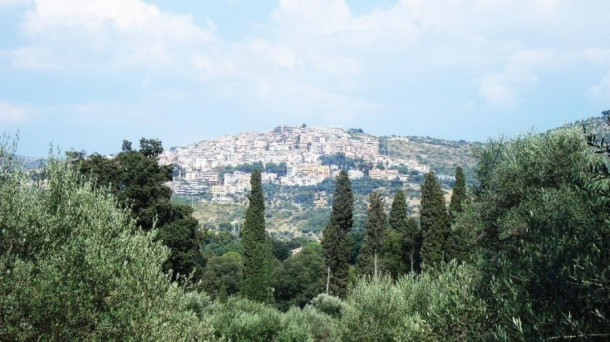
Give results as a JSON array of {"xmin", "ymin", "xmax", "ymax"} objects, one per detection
[
  {"xmin": 380, "ymin": 135, "xmax": 480, "ymax": 179},
  {"xmin": 180, "ymin": 115, "xmax": 610, "ymax": 239},
  {"xmin": 165, "ymin": 125, "xmax": 476, "ymax": 240},
  {"xmin": 551, "ymin": 113, "xmax": 610, "ymax": 141}
]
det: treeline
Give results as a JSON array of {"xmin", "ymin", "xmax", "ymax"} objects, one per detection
[
  {"xmin": 318, "ymin": 152, "xmax": 372, "ymax": 171},
  {"xmin": 1, "ymin": 118, "xmax": 610, "ymax": 340},
  {"xmin": 217, "ymin": 161, "xmax": 288, "ymax": 177}
]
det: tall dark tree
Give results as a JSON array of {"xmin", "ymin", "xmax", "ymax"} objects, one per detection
[
  {"xmin": 449, "ymin": 166, "xmax": 467, "ymax": 220},
  {"xmin": 420, "ymin": 171, "xmax": 450, "ymax": 267},
  {"xmin": 76, "ymin": 139, "xmax": 203, "ymax": 283},
  {"xmin": 447, "ymin": 166, "xmax": 470, "ymax": 263},
  {"xmin": 403, "ymin": 217, "xmax": 422, "ymax": 273},
  {"xmin": 241, "ymin": 169, "xmax": 272, "ymax": 302},
  {"xmin": 121, "ymin": 139, "xmax": 132, "ymax": 152},
  {"xmin": 383, "ymin": 191, "xmax": 409, "ymax": 278},
  {"xmin": 389, "ymin": 190, "xmax": 408, "ymax": 230},
  {"xmin": 139, "ymin": 138, "xmax": 163, "ymax": 158},
  {"xmin": 357, "ymin": 192, "xmax": 387, "ymax": 277},
  {"xmin": 322, "ymin": 170, "xmax": 354, "ymax": 298},
  {"xmin": 384, "ymin": 190, "xmax": 422, "ymax": 277}
]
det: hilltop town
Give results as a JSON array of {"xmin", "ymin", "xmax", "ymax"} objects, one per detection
[{"xmin": 159, "ymin": 125, "xmax": 431, "ymax": 202}]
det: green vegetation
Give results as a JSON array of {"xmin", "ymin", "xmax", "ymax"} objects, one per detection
[
  {"xmin": 465, "ymin": 126, "xmax": 610, "ymax": 339},
  {"xmin": 202, "ymin": 251, "xmax": 243, "ymax": 299},
  {"xmin": 382, "ymin": 135, "xmax": 480, "ymax": 179},
  {"xmin": 0, "ymin": 145, "xmax": 211, "ymax": 340},
  {"xmin": 356, "ymin": 192, "xmax": 387, "ymax": 277},
  {"xmin": 383, "ymin": 191, "xmax": 410, "ymax": 277},
  {"xmin": 322, "ymin": 170, "xmax": 354, "ymax": 298},
  {"xmin": 189, "ymin": 176, "xmax": 419, "ymax": 239},
  {"xmin": 272, "ymin": 243, "xmax": 325, "ymax": 311},
  {"xmin": 241, "ymin": 169, "xmax": 272, "ymax": 302},
  {"xmin": 76, "ymin": 138, "xmax": 203, "ymax": 282},
  {"xmin": 420, "ymin": 171, "xmax": 451, "ymax": 267},
  {"xmin": 448, "ymin": 166, "xmax": 466, "ymax": 219},
  {"xmin": 217, "ymin": 161, "xmax": 287, "ymax": 177},
  {"xmin": 318, "ymin": 152, "xmax": 371, "ymax": 171},
  {"xmin": 3, "ymin": 115, "xmax": 610, "ymax": 340}
]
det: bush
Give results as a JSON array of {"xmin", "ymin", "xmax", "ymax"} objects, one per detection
[
  {"xmin": 0, "ymin": 148, "xmax": 212, "ymax": 340},
  {"xmin": 309, "ymin": 293, "xmax": 346, "ymax": 319},
  {"xmin": 206, "ymin": 298, "xmax": 283, "ymax": 342},
  {"xmin": 283, "ymin": 306, "xmax": 341, "ymax": 342},
  {"xmin": 201, "ymin": 251, "xmax": 243, "ymax": 299},
  {"xmin": 341, "ymin": 263, "xmax": 486, "ymax": 341},
  {"xmin": 205, "ymin": 297, "xmax": 338, "ymax": 341},
  {"xmin": 471, "ymin": 127, "xmax": 610, "ymax": 339},
  {"xmin": 272, "ymin": 243, "xmax": 325, "ymax": 311}
]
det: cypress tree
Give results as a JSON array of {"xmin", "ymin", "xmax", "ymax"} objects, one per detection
[
  {"xmin": 241, "ymin": 169, "xmax": 271, "ymax": 302},
  {"xmin": 384, "ymin": 190, "xmax": 422, "ymax": 277},
  {"xmin": 357, "ymin": 192, "xmax": 387, "ymax": 277},
  {"xmin": 383, "ymin": 190, "xmax": 408, "ymax": 278},
  {"xmin": 403, "ymin": 217, "xmax": 422, "ymax": 273},
  {"xmin": 322, "ymin": 170, "xmax": 354, "ymax": 298},
  {"xmin": 449, "ymin": 166, "xmax": 467, "ymax": 220},
  {"xmin": 420, "ymin": 171, "xmax": 450, "ymax": 267},
  {"xmin": 389, "ymin": 190, "xmax": 408, "ymax": 231},
  {"xmin": 447, "ymin": 166, "xmax": 469, "ymax": 263}
]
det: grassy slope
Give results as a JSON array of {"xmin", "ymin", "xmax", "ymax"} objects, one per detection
[{"xmin": 382, "ymin": 136, "xmax": 480, "ymax": 179}]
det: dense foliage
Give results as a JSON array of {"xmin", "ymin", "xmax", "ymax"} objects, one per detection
[
  {"xmin": 321, "ymin": 170, "xmax": 354, "ymax": 298},
  {"xmin": 201, "ymin": 251, "xmax": 243, "ymax": 299},
  {"xmin": 357, "ymin": 192, "xmax": 387, "ymax": 277},
  {"xmin": 384, "ymin": 190, "xmax": 421, "ymax": 277},
  {"xmin": 420, "ymin": 171, "xmax": 451, "ymax": 267},
  {"xmin": 241, "ymin": 169, "xmax": 272, "ymax": 302},
  {"xmin": 448, "ymin": 166, "xmax": 466, "ymax": 218},
  {"xmin": 0, "ymin": 147, "xmax": 211, "ymax": 340},
  {"xmin": 466, "ymin": 127, "xmax": 610, "ymax": 339},
  {"xmin": 272, "ymin": 243, "xmax": 325, "ymax": 311},
  {"xmin": 76, "ymin": 139, "xmax": 203, "ymax": 282},
  {"xmin": 3, "ymin": 120, "xmax": 610, "ymax": 341}
]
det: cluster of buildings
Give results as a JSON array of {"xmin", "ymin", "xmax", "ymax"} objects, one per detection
[{"xmin": 159, "ymin": 125, "xmax": 430, "ymax": 201}]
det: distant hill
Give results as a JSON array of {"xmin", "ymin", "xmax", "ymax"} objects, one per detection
[
  {"xmin": 167, "ymin": 124, "xmax": 479, "ymax": 240},
  {"xmin": 380, "ymin": 135, "xmax": 480, "ymax": 180},
  {"xmin": 551, "ymin": 113, "xmax": 610, "ymax": 141},
  {"xmin": 18, "ymin": 156, "xmax": 46, "ymax": 170}
]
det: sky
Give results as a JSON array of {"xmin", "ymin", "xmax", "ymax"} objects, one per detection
[{"xmin": 1, "ymin": 0, "xmax": 609, "ymax": 157}]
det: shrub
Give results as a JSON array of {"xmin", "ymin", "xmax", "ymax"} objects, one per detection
[
  {"xmin": 471, "ymin": 127, "xmax": 610, "ymax": 339},
  {"xmin": 341, "ymin": 263, "xmax": 486, "ymax": 341},
  {"xmin": 0, "ymin": 147, "xmax": 212, "ymax": 340},
  {"xmin": 309, "ymin": 293, "xmax": 346, "ymax": 319}
]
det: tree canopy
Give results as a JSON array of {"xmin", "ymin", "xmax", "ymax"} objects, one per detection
[
  {"xmin": 322, "ymin": 170, "xmax": 354, "ymax": 298},
  {"xmin": 0, "ymin": 150, "xmax": 210, "ymax": 340},
  {"xmin": 420, "ymin": 171, "xmax": 450, "ymax": 267},
  {"xmin": 357, "ymin": 192, "xmax": 387, "ymax": 277},
  {"xmin": 76, "ymin": 138, "xmax": 203, "ymax": 282},
  {"xmin": 241, "ymin": 169, "xmax": 272, "ymax": 302}
]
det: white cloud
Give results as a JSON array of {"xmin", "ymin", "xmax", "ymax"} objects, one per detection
[
  {"xmin": 0, "ymin": 101, "xmax": 30, "ymax": 123},
  {"xmin": 12, "ymin": 0, "xmax": 215, "ymax": 70},
  {"xmin": 0, "ymin": 0, "xmax": 31, "ymax": 8},
  {"xmin": 583, "ymin": 49, "xmax": 610, "ymax": 65},
  {"xmin": 6, "ymin": 0, "xmax": 610, "ymax": 135},
  {"xmin": 248, "ymin": 40, "xmax": 301, "ymax": 71},
  {"xmin": 588, "ymin": 70, "xmax": 610, "ymax": 99},
  {"xmin": 479, "ymin": 49, "xmax": 556, "ymax": 107}
]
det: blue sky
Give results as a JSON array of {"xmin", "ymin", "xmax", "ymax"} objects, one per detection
[{"xmin": 1, "ymin": 0, "xmax": 609, "ymax": 157}]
